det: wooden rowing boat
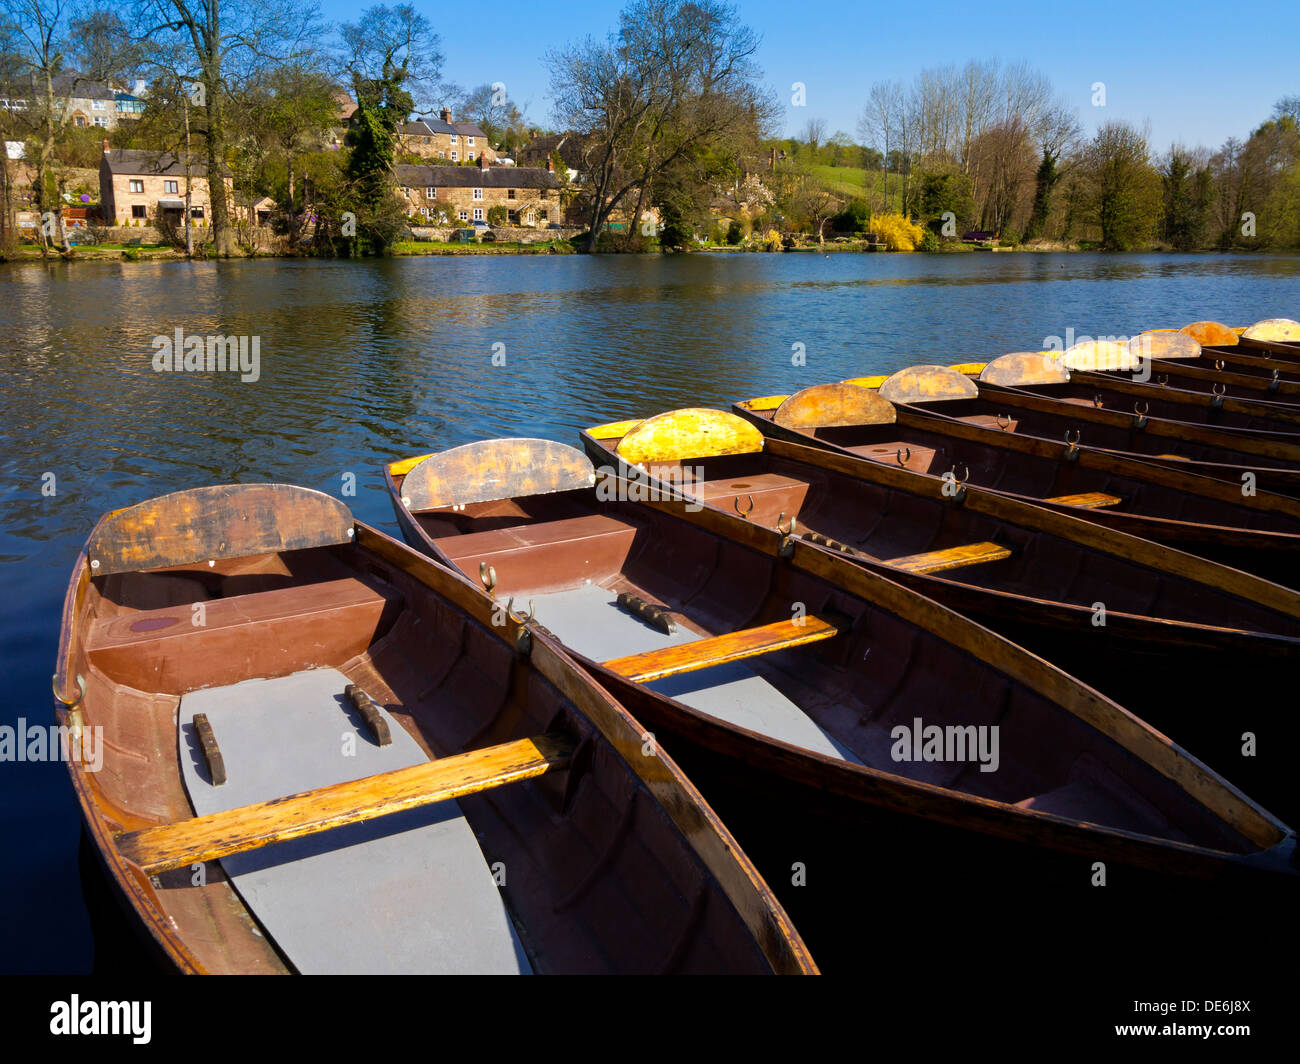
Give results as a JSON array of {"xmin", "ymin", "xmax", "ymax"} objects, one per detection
[
  {"xmin": 1101, "ymin": 330, "xmax": 1300, "ymax": 403},
  {"xmin": 383, "ymin": 439, "xmax": 1297, "ymax": 968},
  {"xmin": 1048, "ymin": 337, "xmax": 1300, "ymax": 425},
  {"xmin": 1185, "ymin": 318, "xmax": 1300, "ymax": 361},
  {"xmin": 870, "ymin": 363, "xmax": 1300, "ymax": 496},
  {"xmin": 54, "ymin": 483, "xmax": 814, "ymax": 974},
  {"xmin": 731, "ymin": 381, "xmax": 1300, "ymax": 583},
  {"xmin": 578, "ymin": 408, "xmax": 1300, "ymax": 824}
]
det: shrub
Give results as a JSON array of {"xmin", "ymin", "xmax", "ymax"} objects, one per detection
[
  {"xmin": 870, "ymin": 212, "xmax": 926, "ymax": 251},
  {"xmin": 918, "ymin": 228, "xmax": 940, "ymax": 252},
  {"xmin": 726, "ymin": 220, "xmax": 743, "ymax": 244},
  {"xmin": 486, "ymin": 205, "xmax": 509, "ymax": 226},
  {"xmin": 763, "ymin": 228, "xmax": 783, "ymax": 252}
]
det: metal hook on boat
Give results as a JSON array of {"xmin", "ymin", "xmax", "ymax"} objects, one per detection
[
  {"xmin": 1064, "ymin": 429, "xmax": 1081, "ymax": 462},
  {"xmin": 1210, "ymin": 382, "xmax": 1226, "ymax": 408},
  {"xmin": 1133, "ymin": 400, "xmax": 1149, "ymax": 429},
  {"xmin": 1156, "ymin": 374, "xmax": 1168, "ymax": 386},
  {"xmin": 479, "ymin": 562, "xmax": 497, "ymax": 594},
  {"xmin": 52, "ymin": 672, "xmax": 85, "ymax": 709},
  {"xmin": 895, "ymin": 447, "xmax": 912, "ymax": 466},
  {"xmin": 1214, "ymin": 359, "xmax": 1225, "ymax": 372},
  {"xmin": 1269, "ymin": 369, "xmax": 1281, "ymax": 393},
  {"xmin": 995, "ymin": 413, "xmax": 1011, "ymax": 431},
  {"xmin": 776, "ymin": 513, "xmax": 797, "ymax": 558},
  {"xmin": 1092, "ymin": 394, "xmax": 1104, "ymax": 408},
  {"xmin": 944, "ymin": 464, "xmax": 970, "ymax": 502},
  {"xmin": 506, "ymin": 598, "xmax": 536, "ymax": 654},
  {"xmin": 733, "ymin": 494, "xmax": 755, "ymax": 518}
]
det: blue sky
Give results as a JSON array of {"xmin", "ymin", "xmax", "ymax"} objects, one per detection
[{"xmin": 320, "ymin": 0, "xmax": 1300, "ymax": 151}]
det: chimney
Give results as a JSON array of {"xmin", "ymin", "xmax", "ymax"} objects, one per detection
[
  {"xmin": 547, "ymin": 157, "xmax": 554, "ymax": 173},
  {"xmin": 103, "ymin": 138, "xmax": 111, "ymax": 153},
  {"xmin": 440, "ymin": 107, "xmax": 452, "ymax": 123},
  {"xmin": 478, "ymin": 152, "xmax": 486, "ymax": 170}
]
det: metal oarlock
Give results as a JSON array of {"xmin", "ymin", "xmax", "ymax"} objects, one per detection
[
  {"xmin": 995, "ymin": 413, "xmax": 1011, "ymax": 431},
  {"xmin": 733, "ymin": 494, "xmax": 755, "ymax": 518},
  {"xmin": 945, "ymin": 465, "xmax": 970, "ymax": 502},
  {"xmin": 52, "ymin": 672, "xmax": 85, "ymax": 709},
  {"xmin": 1092, "ymin": 394, "xmax": 1104, "ymax": 408},
  {"xmin": 506, "ymin": 597, "xmax": 536, "ymax": 654},
  {"xmin": 1210, "ymin": 382, "xmax": 1226, "ymax": 409},
  {"xmin": 776, "ymin": 513, "xmax": 797, "ymax": 558},
  {"xmin": 480, "ymin": 562, "xmax": 498, "ymax": 594},
  {"xmin": 1269, "ymin": 369, "xmax": 1281, "ymax": 393},
  {"xmin": 1156, "ymin": 374, "xmax": 1168, "ymax": 386},
  {"xmin": 1064, "ymin": 429, "xmax": 1081, "ymax": 461},
  {"xmin": 895, "ymin": 446, "xmax": 912, "ymax": 466},
  {"xmin": 1133, "ymin": 400, "xmax": 1149, "ymax": 429},
  {"xmin": 1215, "ymin": 359, "xmax": 1226, "ymax": 371}
]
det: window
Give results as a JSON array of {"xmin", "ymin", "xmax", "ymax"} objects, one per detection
[
  {"xmin": 458, "ymin": 210, "xmax": 468, "ymax": 221},
  {"xmin": 164, "ymin": 180, "xmax": 178, "ymax": 194},
  {"xmin": 540, "ymin": 189, "xmax": 550, "ymax": 200},
  {"xmin": 473, "ymin": 207, "xmax": 483, "ymax": 221},
  {"xmin": 450, "ymin": 150, "xmax": 457, "ymax": 162},
  {"xmin": 131, "ymin": 205, "xmax": 147, "ymax": 219},
  {"xmin": 93, "ymin": 116, "xmax": 107, "ymax": 127},
  {"xmin": 438, "ymin": 150, "xmax": 445, "ymax": 158},
  {"xmin": 467, "ymin": 152, "xmax": 474, "ymax": 161},
  {"xmin": 190, "ymin": 206, "xmax": 204, "ymax": 219},
  {"xmin": 426, "ymin": 186, "xmax": 436, "ymax": 198},
  {"xmin": 129, "ymin": 179, "xmax": 144, "ymax": 193},
  {"xmin": 472, "ymin": 188, "xmax": 483, "ymax": 200},
  {"xmin": 449, "ymin": 133, "xmax": 458, "ymax": 144},
  {"xmin": 92, "ymin": 99, "xmax": 106, "ymax": 111},
  {"xmin": 541, "ymin": 211, "xmax": 549, "ymax": 222},
  {"xmin": 507, "ymin": 189, "xmax": 515, "ymax": 200},
  {"xmin": 75, "ymin": 116, "xmax": 85, "ymax": 127},
  {"xmin": 467, "ymin": 136, "xmax": 474, "ymax": 147}
]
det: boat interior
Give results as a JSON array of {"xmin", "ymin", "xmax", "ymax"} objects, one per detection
[
  {"xmin": 390, "ymin": 440, "xmax": 1276, "ymax": 858},
  {"xmin": 64, "ymin": 485, "xmax": 780, "ymax": 974},
  {"xmin": 734, "ymin": 390, "xmax": 1300, "ymax": 536}
]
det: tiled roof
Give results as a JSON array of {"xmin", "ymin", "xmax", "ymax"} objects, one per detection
[
  {"xmin": 394, "ymin": 163, "xmax": 559, "ymax": 190},
  {"xmin": 102, "ymin": 148, "xmax": 221, "ymax": 177},
  {"xmin": 400, "ymin": 118, "xmax": 488, "ymax": 139}
]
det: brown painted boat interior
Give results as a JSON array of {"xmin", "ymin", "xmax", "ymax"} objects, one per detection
[
  {"xmin": 739, "ymin": 403, "xmax": 1300, "ymax": 539},
  {"xmin": 578, "ymin": 438, "xmax": 1300, "ymax": 641},
  {"xmin": 902, "ymin": 394, "xmax": 1300, "ymax": 471},
  {"xmin": 391, "ymin": 470, "xmax": 1279, "ymax": 860},
  {"xmin": 1013, "ymin": 380, "xmax": 1300, "ymax": 434},
  {"xmin": 64, "ymin": 538, "xmax": 784, "ymax": 974}
]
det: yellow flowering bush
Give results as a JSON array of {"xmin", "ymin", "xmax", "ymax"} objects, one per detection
[
  {"xmin": 764, "ymin": 228, "xmax": 782, "ymax": 252},
  {"xmin": 871, "ymin": 212, "xmax": 925, "ymax": 251}
]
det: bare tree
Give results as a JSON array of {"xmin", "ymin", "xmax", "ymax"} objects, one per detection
[
  {"xmin": 859, "ymin": 80, "xmax": 902, "ymax": 207},
  {"xmin": 801, "ymin": 117, "xmax": 826, "ymax": 157},
  {"xmin": 549, "ymin": 0, "xmax": 773, "ymax": 252},
  {"xmin": 134, "ymin": 0, "xmax": 323, "ymax": 255}
]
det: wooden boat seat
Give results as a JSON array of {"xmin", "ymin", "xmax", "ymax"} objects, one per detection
[
  {"xmin": 86, "ymin": 577, "xmax": 401, "ymax": 694},
  {"xmin": 695, "ymin": 472, "xmax": 810, "ymax": 524},
  {"xmin": 603, "ymin": 615, "xmax": 844, "ymax": 683},
  {"xmin": 886, "ymin": 542, "xmax": 1013, "ymax": 575},
  {"xmin": 142, "ymin": 668, "xmax": 535, "ymax": 973},
  {"xmin": 956, "ymin": 415, "xmax": 1020, "ymax": 432},
  {"xmin": 434, "ymin": 515, "xmax": 638, "ymax": 592},
  {"xmin": 530, "ymin": 585, "xmax": 863, "ymax": 763},
  {"xmin": 1042, "ymin": 492, "xmax": 1123, "ymax": 509},
  {"xmin": 842, "ymin": 442, "xmax": 939, "ymax": 472}
]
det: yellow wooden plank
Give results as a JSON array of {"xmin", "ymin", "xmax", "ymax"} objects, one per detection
[
  {"xmin": 740, "ymin": 395, "xmax": 790, "ymax": 412},
  {"xmin": 841, "ymin": 375, "xmax": 888, "ymax": 389},
  {"xmin": 585, "ymin": 418, "xmax": 645, "ymax": 440},
  {"xmin": 389, "ymin": 453, "xmax": 435, "ymax": 477},
  {"xmin": 949, "ymin": 362, "xmax": 988, "ymax": 375},
  {"xmin": 603, "ymin": 615, "xmax": 842, "ymax": 684},
  {"xmin": 116, "ymin": 734, "xmax": 574, "ymax": 875},
  {"xmin": 887, "ymin": 541, "xmax": 1012, "ymax": 575},
  {"xmin": 1043, "ymin": 492, "xmax": 1123, "ymax": 509}
]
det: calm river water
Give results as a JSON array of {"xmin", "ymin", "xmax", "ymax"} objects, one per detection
[{"xmin": 3, "ymin": 250, "xmax": 1298, "ymax": 971}]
